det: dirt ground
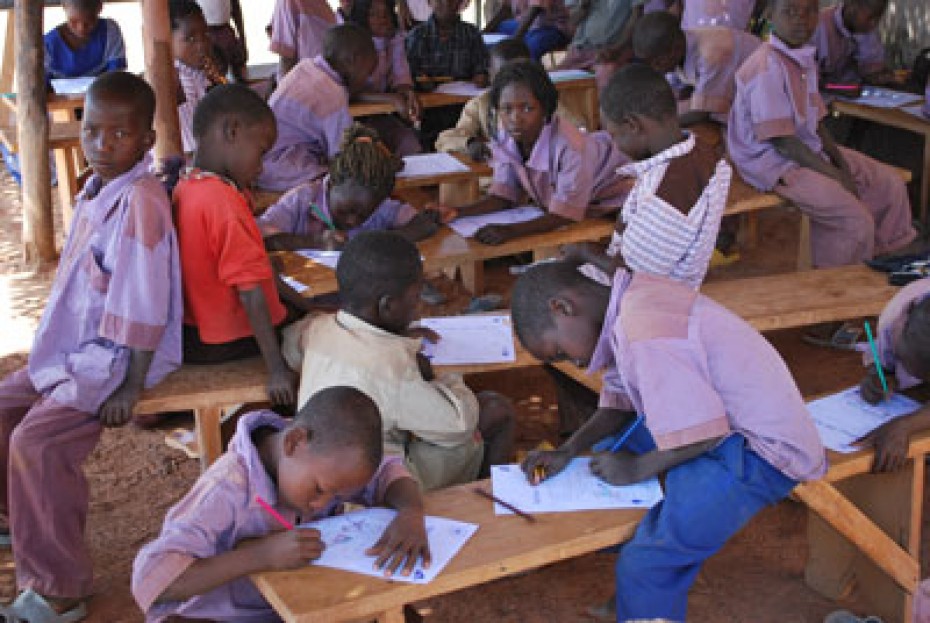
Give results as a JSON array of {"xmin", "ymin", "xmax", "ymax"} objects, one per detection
[{"xmin": 0, "ymin": 167, "xmax": 922, "ymax": 623}]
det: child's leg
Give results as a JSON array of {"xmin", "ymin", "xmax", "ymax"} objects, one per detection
[
  {"xmin": 476, "ymin": 391, "xmax": 515, "ymax": 475},
  {"xmin": 614, "ymin": 435, "xmax": 797, "ymax": 622},
  {"xmin": 0, "ymin": 368, "xmax": 43, "ymax": 528},
  {"xmin": 182, "ymin": 324, "xmax": 261, "ymax": 364}
]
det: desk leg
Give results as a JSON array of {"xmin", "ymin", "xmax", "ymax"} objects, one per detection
[
  {"xmin": 458, "ymin": 261, "xmax": 484, "ymax": 295},
  {"xmin": 439, "ymin": 180, "xmax": 478, "ymax": 207},
  {"xmin": 797, "ymin": 213, "xmax": 812, "ymax": 270},
  {"xmin": 194, "ymin": 406, "xmax": 224, "ymax": 472},
  {"xmin": 376, "ymin": 607, "xmax": 406, "ymax": 623},
  {"xmin": 53, "ymin": 147, "xmax": 78, "ymax": 233}
]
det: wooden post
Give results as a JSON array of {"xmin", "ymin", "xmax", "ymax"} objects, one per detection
[
  {"xmin": 15, "ymin": 0, "xmax": 55, "ymax": 263},
  {"xmin": 140, "ymin": 0, "xmax": 182, "ymax": 165}
]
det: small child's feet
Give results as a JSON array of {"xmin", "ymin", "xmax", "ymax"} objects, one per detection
[{"xmin": 823, "ymin": 610, "xmax": 884, "ymax": 623}]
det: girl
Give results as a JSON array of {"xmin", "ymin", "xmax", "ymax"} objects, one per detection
[
  {"xmin": 259, "ymin": 123, "xmax": 451, "ymax": 250},
  {"xmin": 449, "ymin": 60, "xmax": 631, "ymax": 246},
  {"xmin": 44, "ymin": 0, "xmax": 127, "ymax": 80}
]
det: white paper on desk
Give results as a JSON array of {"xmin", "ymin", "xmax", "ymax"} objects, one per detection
[
  {"xmin": 490, "ymin": 458, "xmax": 664, "ymax": 514},
  {"xmin": 295, "ymin": 249, "xmax": 341, "ymax": 270},
  {"xmin": 50, "ymin": 77, "xmax": 94, "ymax": 95},
  {"xmin": 900, "ymin": 104, "xmax": 930, "ymax": 121},
  {"xmin": 397, "ymin": 152, "xmax": 470, "ymax": 178},
  {"xmin": 448, "ymin": 206, "xmax": 544, "ymax": 238},
  {"xmin": 280, "ymin": 274, "xmax": 310, "ymax": 294},
  {"xmin": 419, "ymin": 314, "xmax": 516, "ymax": 365},
  {"xmin": 435, "ymin": 80, "xmax": 485, "ymax": 98},
  {"xmin": 302, "ymin": 508, "xmax": 478, "ymax": 584},
  {"xmin": 845, "ymin": 87, "xmax": 923, "ymax": 109},
  {"xmin": 807, "ymin": 386, "xmax": 921, "ymax": 453},
  {"xmin": 548, "ymin": 69, "xmax": 593, "ymax": 83},
  {"xmin": 482, "ymin": 33, "xmax": 508, "ymax": 46}
]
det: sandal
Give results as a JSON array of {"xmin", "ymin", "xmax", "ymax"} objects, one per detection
[
  {"xmin": 824, "ymin": 610, "xmax": 884, "ymax": 623},
  {"xmin": 464, "ymin": 293, "xmax": 503, "ymax": 314},
  {"xmin": 164, "ymin": 428, "xmax": 201, "ymax": 460},
  {"xmin": 0, "ymin": 531, "xmax": 11, "ymax": 549},
  {"xmin": 802, "ymin": 322, "xmax": 862, "ymax": 351},
  {"xmin": 1, "ymin": 590, "xmax": 87, "ymax": 623}
]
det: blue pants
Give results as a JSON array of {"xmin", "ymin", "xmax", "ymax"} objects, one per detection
[
  {"xmin": 496, "ymin": 20, "xmax": 569, "ymax": 61},
  {"xmin": 614, "ymin": 434, "xmax": 797, "ymax": 622}
]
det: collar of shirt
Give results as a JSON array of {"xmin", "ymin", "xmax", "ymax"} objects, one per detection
[
  {"xmin": 79, "ymin": 155, "xmax": 154, "ymax": 213},
  {"xmin": 586, "ymin": 268, "xmax": 633, "ymax": 375},
  {"xmin": 227, "ymin": 410, "xmax": 290, "ymax": 510},
  {"xmin": 832, "ymin": 3, "xmax": 852, "ymax": 38},
  {"xmin": 425, "ymin": 15, "xmax": 464, "ymax": 40},
  {"xmin": 181, "ymin": 166, "xmax": 239, "ymax": 190},
  {"xmin": 312, "ymin": 54, "xmax": 346, "ymax": 87},
  {"xmin": 769, "ymin": 34, "xmax": 818, "ymax": 71},
  {"xmin": 174, "ymin": 58, "xmax": 205, "ymax": 79},
  {"xmin": 334, "ymin": 310, "xmax": 423, "ymax": 355},
  {"xmin": 619, "ymin": 131, "xmax": 695, "ymax": 177},
  {"xmin": 493, "ymin": 117, "xmax": 559, "ymax": 172}
]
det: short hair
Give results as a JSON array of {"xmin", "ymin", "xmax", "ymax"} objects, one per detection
[
  {"xmin": 323, "ymin": 23, "xmax": 377, "ymax": 66},
  {"xmin": 632, "ymin": 12, "xmax": 684, "ymax": 61},
  {"xmin": 169, "ymin": 0, "xmax": 204, "ymax": 30},
  {"xmin": 511, "ymin": 260, "xmax": 590, "ymax": 347},
  {"xmin": 294, "ymin": 386, "xmax": 384, "ymax": 470},
  {"xmin": 349, "ymin": 0, "xmax": 400, "ymax": 32},
  {"xmin": 600, "ymin": 63, "xmax": 677, "ymax": 124},
  {"xmin": 62, "ymin": 0, "xmax": 103, "ymax": 13},
  {"xmin": 336, "ymin": 231, "xmax": 422, "ymax": 307},
  {"xmin": 330, "ymin": 123, "xmax": 402, "ymax": 201},
  {"xmin": 847, "ymin": 0, "xmax": 888, "ymax": 14},
  {"xmin": 86, "ymin": 72, "xmax": 156, "ymax": 129},
  {"xmin": 192, "ymin": 83, "xmax": 274, "ymax": 140},
  {"xmin": 490, "ymin": 38, "xmax": 532, "ymax": 63},
  {"xmin": 490, "ymin": 59, "xmax": 559, "ymax": 123},
  {"xmin": 900, "ymin": 296, "xmax": 930, "ymax": 371}
]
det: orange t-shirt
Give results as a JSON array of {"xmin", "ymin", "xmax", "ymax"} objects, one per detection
[{"xmin": 174, "ymin": 172, "xmax": 287, "ymax": 344}]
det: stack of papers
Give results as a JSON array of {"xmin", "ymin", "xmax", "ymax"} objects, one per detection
[
  {"xmin": 436, "ymin": 81, "xmax": 485, "ymax": 98},
  {"xmin": 807, "ymin": 386, "xmax": 920, "ymax": 453},
  {"xmin": 398, "ymin": 152, "xmax": 471, "ymax": 178},
  {"xmin": 419, "ymin": 314, "xmax": 516, "ymax": 365},
  {"xmin": 548, "ymin": 69, "xmax": 594, "ymax": 83},
  {"xmin": 482, "ymin": 33, "xmax": 508, "ymax": 46},
  {"xmin": 50, "ymin": 77, "xmax": 94, "ymax": 95},
  {"xmin": 846, "ymin": 87, "xmax": 923, "ymax": 109},
  {"xmin": 295, "ymin": 249, "xmax": 341, "ymax": 270},
  {"xmin": 448, "ymin": 206, "xmax": 544, "ymax": 238}
]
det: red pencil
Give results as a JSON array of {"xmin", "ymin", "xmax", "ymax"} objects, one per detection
[
  {"xmin": 474, "ymin": 487, "xmax": 536, "ymax": 523},
  {"xmin": 255, "ymin": 495, "xmax": 294, "ymax": 530}
]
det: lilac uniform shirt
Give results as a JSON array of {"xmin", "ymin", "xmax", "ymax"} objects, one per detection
[
  {"xmin": 368, "ymin": 33, "xmax": 413, "ymax": 94},
  {"xmin": 133, "ymin": 410, "xmax": 411, "ymax": 622},
  {"xmin": 269, "ymin": 0, "xmax": 336, "ymax": 65},
  {"xmin": 588, "ymin": 269, "xmax": 827, "ymax": 481},
  {"xmin": 811, "ymin": 4, "xmax": 886, "ymax": 85},
  {"xmin": 681, "ymin": 0, "xmax": 756, "ymax": 30},
  {"xmin": 28, "ymin": 158, "xmax": 182, "ymax": 414},
  {"xmin": 489, "ymin": 115, "xmax": 631, "ymax": 221},
  {"xmin": 680, "ymin": 28, "xmax": 761, "ymax": 121},
  {"xmin": 258, "ymin": 176, "xmax": 417, "ymax": 237},
  {"xmin": 258, "ymin": 56, "xmax": 352, "ymax": 191},
  {"xmin": 727, "ymin": 35, "xmax": 828, "ymax": 191},
  {"xmin": 862, "ymin": 278, "xmax": 930, "ymax": 392},
  {"xmin": 176, "ymin": 60, "xmax": 211, "ymax": 154}
]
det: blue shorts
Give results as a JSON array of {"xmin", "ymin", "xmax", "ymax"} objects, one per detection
[{"xmin": 496, "ymin": 20, "xmax": 570, "ymax": 61}]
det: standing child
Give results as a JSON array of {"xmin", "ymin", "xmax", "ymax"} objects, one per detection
[
  {"xmin": 512, "ymin": 261, "xmax": 826, "ymax": 622},
  {"xmin": 258, "ymin": 24, "xmax": 377, "ymax": 192},
  {"xmin": 44, "ymin": 0, "xmax": 127, "ymax": 80},
  {"xmin": 450, "ymin": 60, "xmax": 631, "ymax": 245},
  {"xmin": 812, "ymin": 0, "xmax": 898, "ymax": 88},
  {"xmin": 0, "ymin": 72, "xmax": 181, "ymax": 622},
  {"xmin": 196, "ymin": 0, "xmax": 248, "ymax": 81},
  {"xmin": 133, "ymin": 387, "xmax": 430, "ymax": 620},
  {"xmin": 484, "ymin": 0, "xmax": 572, "ymax": 61},
  {"xmin": 270, "ymin": 0, "xmax": 337, "ymax": 78},
  {"xmin": 680, "ymin": 0, "xmax": 763, "ymax": 31}
]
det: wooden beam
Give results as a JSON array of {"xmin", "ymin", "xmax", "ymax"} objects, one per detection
[{"xmin": 139, "ymin": 0, "xmax": 182, "ymax": 165}]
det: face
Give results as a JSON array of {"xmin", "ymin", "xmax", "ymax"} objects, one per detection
[
  {"xmin": 524, "ymin": 297, "xmax": 601, "ymax": 368},
  {"xmin": 367, "ymin": 0, "xmax": 394, "ymax": 38},
  {"xmin": 429, "ymin": 0, "xmax": 460, "ymax": 23},
  {"xmin": 647, "ymin": 39, "xmax": 686, "ymax": 75},
  {"xmin": 498, "ymin": 83, "xmax": 546, "ymax": 151},
  {"xmin": 380, "ymin": 277, "xmax": 424, "ymax": 334},
  {"xmin": 344, "ymin": 52, "xmax": 378, "ymax": 96},
  {"xmin": 63, "ymin": 3, "xmax": 101, "ymax": 42},
  {"xmin": 770, "ymin": 0, "xmax": 820, "ymax": 48},
  {"xmin": 843, "ymin": 3, "xmax": 884, "ymax": 34},
  {"xmin": 223, "ymin": 117, "xmax": 278, "ymax": 189},
  {"xmin": 172, "ymin": 13, "xmax": 211, "ymax": 70},
  {"xmin": 81, "ymin": 94, "xmax": 155, "ymax": 182},
  {"xmin": 328, "ymin": 182, "xmax": 381, "ymax": 231},
  {"xmin": 601, "ymin": 111, "xmax": 651, "ymax": 162}
]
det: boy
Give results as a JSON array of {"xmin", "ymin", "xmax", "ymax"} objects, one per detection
[
  {"xmin": 484, "ymin": 0, "xmax": 571, "ymax": 61},
  {"xmin": 633, "ymin": 11, "xmax": 760, "ymax": 126},
  {"xmin": 258, "ymin": 23, "xmax": 377, "ymax": 192},
  {"xmin": 270, "ymin": 0, "xmax": 337, "ymax": 78},
  {"xmin": 282, "ymin": 231, "xmax": 516, "ymax": 490},
  {"xmin": 175, "ymin": 84, "xmax": 297, "ymax": 406},
  {"xmin": 196, "ymin": 0, "xmax": 247, "ymax": 81},
  {"xmin": 513, "ymin": 261, "xmax": 826, "ymax": 622},
  {"xmin": 812, "ymin": 0, "xmax": 898, "ymax": 88},
  {"xmin": 133, "ymin": 387, "xmax": 430, "ymax": 621},
  {"xmin": 556, "ymin": 0, "xmax": 642, "ymax": 81},
  {"xmin": 0, "ymin": 72, "xmax": 181, "ymax": 621},
  {"xmin": 45, "ymin": 0, "xmax": 126, "ymax": 80}
]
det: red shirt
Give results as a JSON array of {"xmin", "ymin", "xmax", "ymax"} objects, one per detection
[{"xmin": 174, "ymin": 171, "xmax": 287, "ymax": 344}]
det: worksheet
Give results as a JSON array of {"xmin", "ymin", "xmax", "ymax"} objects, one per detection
[
  {"xmin": 50, "ymin": 77, "xmax": 94, "ymax": 95},
  {"xmin": 490, "ymin": 459, "xmax": 664, "ymax": 515},
  {"xmin": 419, "ymin": 314, "xmax": 516, "ymax": 365},
  {"xmin": 807, "ymin": 386, "xmax": 921, "ymax": 453},
  {"xmin": 482, "ymin": 33, "xmax": 508, "ymax": 46},
  {"xmin": 847, "ymin": 87, "xmax": 923, "ymax": 109},
  {"xmin": 280, "ymin": 275, "xmax": 310, "ymax": 294},
  {"xmin": 448, "ymin": 206, "xmax": 544, "ymax": 238},
  {"xmin": 397, "ymin": 153, "xmax": 470, "ymax": 178},
  {"xmin": 900, "ymin": 104, "xmax": 930, "ymax": 121},
  {"xmin": 436, "ymin": 81, "xmax": 485, "ymax": 98},
  {"xmin": 295, "ymin": 249, "xmax": 341, "ymax": 270},
  {"xmin": 301, "ymin": 508, "xmax": 478, "ymax": 584},
  {"xmin": 547, "ymin": 69, "xmax": 593, "ymax": 83}
]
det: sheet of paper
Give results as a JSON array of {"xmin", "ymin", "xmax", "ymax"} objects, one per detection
[
  {"xmin": 482, "ymin": 33, "xmax": 508, "ymax": 46},
  {"xmin": 548, "ymin": 69, "xmax": 594, "ymax": 83},
  {"xmin": 419, "ymin": 314, "xmax": 516, "ymax": 365},
  {"xmin": 490, "ymin": 458, "xmax": 664, "ymax": 514},
  {"xmin": 846, "ymin": 87, "xmax": 923, "ymax": 109},
  {"xmin": 50, "ymin": 77, "xmax": 94, "ymax": 95},
  {"xmin": 397, "ymin": 152, "xmax": 471, "ymax": 179},
  {"xmin": 301, "ymin": 508, "xmax": 478, "ymax": 584},
  {"xmin": 280, "ymin": 275, "xmax": 310, "ymax": 294},
  {"xmin": 900, "ymin": 104, "xmax": 930, "ymax": 122},
  {"xmin": 435, "ymin": 81, "xmax": 485, "ymax": 98},
  {"xmin": 448, "ymin": 206, "xmax": 544, "ymax": 238},
  {"xmin": 295, "ymin": 249, "xmax": 341, "ymax": 270},
  {"xmin": 807, "ymin": 386, "xmax": 920, "ymax": 453}
]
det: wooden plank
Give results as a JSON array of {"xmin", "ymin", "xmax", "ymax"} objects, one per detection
[
  {"xmin": 394, "ymin": 153, "xmax": 491, "ymax": 191},
  {"xmin": 0, "ymin": 121, "xmax": 82, "ymax": 152},
  {"xmin": 194, "ymin": 406, "xmax": 224, "ymax": 470}
]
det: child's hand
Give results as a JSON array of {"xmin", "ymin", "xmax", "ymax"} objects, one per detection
[
  {"xmin": 317, "ymin": 229, "xmax": 347, "ymax": 250},
  {"xmin": 405, "ymin": 91, "xmax": 422, "ymax": 125},
  {"xmin": 390, "ymin": 93, "xmax": 413, "ymax": 121},
  {"xmin": 466, "ymin": 138, "xmax": 491, "ymax": 162},
  {"xmin": 267, "ymin": 365, "xmax": 298, "ymax": 407},
  {"xmin": 253, "ymin": 528, "xmax": 325, "ymax": 571},
  {"xmin": 407, "ymin": 326, "xmax": 441, "ymax": 344},
  {"xmin": 416, "ymin": 352, "xmax": 435, "ymax": 382},
  {"xmin": 522, "ymin": 449, "xmax": 572, "ymax": 484},
  {"xmin": 858, "ymin": 365, "xmax": 897, "ymax": 405},
  {"xmin": 473, "ymin": 74, "xmax": 489, "ymax": 89},
  {"xmin": 403, "ymin": 211, "xmax": 443, "ymax": 239},
  {"xmin": 424, "ymin": 202, "xmax": 458, "ymax": 224},
  {"xmin": 98, "ymin": 383, "xmax": 141, "ymax": 428},
  {"xmin": 590, "ymin": 451, "xmax": 646, "ymax": 486},
  {"xmin": 366, "ymin": 508, "xmax": 432, "ymax": 577},
  {"xmin": 475, "ymin": 224, "xmax": 514, "ymax": 245},
  {"xmin": 855, "ymin": 417, "xmax": 912, "ymax": 473}
]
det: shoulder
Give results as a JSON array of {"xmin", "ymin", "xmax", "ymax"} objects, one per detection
[
  {"xmin": 620, "ymin": 274, "xmax": 697, "ymax": 342},
  {"xmin": 122, "ymin": 175, "xmax": 174, "ymax": 248},
  {"xmin": 176, "ymin": 176, "xmax": 248, "ymax": 215},
  {"xmin": 102, "ymin": 17, "xmax": 124, "ymax": 34},
  {"xmin": 735, "ymin": 42, "xmax": 780, "ymax": 83},
  {"xmin": 551, "ymin": 117, "xmax": 587, "ymax": 154},
  {"xmin": 692, "ymin": 28, "xmax": 737, "ymax": 65}
]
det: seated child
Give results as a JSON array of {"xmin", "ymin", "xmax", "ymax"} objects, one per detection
[
  {"xmin": 484, "ymin": 0, "xmax": 572, "ymax": 61},
  {"xmin": 196, "ymin": 0, "xmax": 248, "ymax": 81},
  {"xmin": 812, "ymin": 0, "xmax": 898, "ymax": 88},
  {"xmin": 270, "ymin": 0, "xmax": 337, "ymax": 78},
  {"xmin": 133, "ymin": 387, "xmax": 430, "ymax": 620},
  {"xmin": 175, "ymin": 84, "xmax": 298, "ymax": 406},
  {"xmin": 633, "ymin": 11, "xmax": 761, "ymax": 126},
  {"xmin": 0, "ymin": 72, "xmax": 181, "ymax": 622},
  {"xmin": 258, "ymin": 23, "xmax": 377, "ymax": 192},
  {"xmin": 44, "ymin": 0, "xmax": 127, "ymax": 80},
  {"xmin": 282, "ymin": 231, "xmax": 516, "ymax": 490},
  {"xmin": 450, "ymin": 60, "xmax": 631, "ymax": 246},
  {"xmin": 259, "ymin": 123, "xmax": 452, "ymax": 249},
  {"xmin": 557, "ymin": 0, "xmax": 641, "ymax": 89},
  {"xmin": 727, "ymin": 0, "xmax": 916, "ymax": 270},
  {"xmin": 680, "ymin": 0, "xmax": 762, "ymax": 30},
  {"xmin": 512, "ymin": 261, "xmax": 826, "ymax": 622}
]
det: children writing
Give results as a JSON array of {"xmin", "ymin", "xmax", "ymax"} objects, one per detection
[
  {"xmin": 133, "ymin": 387, "xmax": 430, "ymax": 620},
  {"xmin": 270, "ymin": 0, "xmax": 337, "ymax": 78},
  {"xmin": 260, "ymin": 123, "xmax": 451, "ymax": 250},
  {"xmin": 45, "ymin": 0, "xmax": 127, "ymax": 80},
  {"xmin": 450, "ymin": 60, "xmax": 630, "ymax": 245},
  {"xmin": 512, "ymin": 261, "xmax": 826, "ymax": 622},
  {"xmin": 0, "ymin": 72, "xmax": 182, "ymax": 622},
  {"xmin": 812, "ymin": 0, "xmax": 899, "ymax": 88},
  {"xmin": 282, "ymin": 231, "xmax": 516, "ymax": 490},
  {"xmin": 258, "ymin": 23, "xmax": 377, "ymax": 192}
]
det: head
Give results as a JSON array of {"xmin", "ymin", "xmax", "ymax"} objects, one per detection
[
  {"xmin": 328, "ymin": 123, "xmax": 402, "ymax": 230},
  {"xmin": 61, "ymin": 0, "xmax": 102, "ymax": 43},
  {"xmin": 511, "ymin": 261, "xmax": 610, "ymax": 368},
  {"xmin": 336, "ymin": 231, "xmax": 423, "ymax": 334},
  {"xmin": 81, "ymin": 72, "xmax": 156, "ymax": 182},
  {"xmin": 428, "ymin": 0, "xmax": 462, "ymax": 25},
  {"xmin": 769, "ymin": 0, "xmax": 820, "ymax": 48},
  {"xmin": 351, "ymin": 0, "xmax": 398, "ymax": 38},
  {"xmin": 275, "ymin": 386, "xmax": 384, "ymax": 516},
  {"xmin": 895, "ymin": 297, "xmax": 930, "ymax": 383},
  {"xmin": 323, "ymin": 24, "xmax": 379, "ymax": 96},
  {"xmin": 490, "ymin": 60, "xmax": 558, "ymax": 149},
  {"xmin": 842, "ymin": 0, "xmax": 888, "ymax": 34},
  {"xmin": 489, "ymin": 38, "xmax": 531, "ymax": 82},
  {"xmin": 600, "ymin": 64, "xmax": 679, "ymax": 161},
  {"xmin": 192, "ymin": 84, "xmax": 277, "ymax": 188},
  {"xmin": 170, "ymin": 0, "xmax": 211, "ymax": 70},
  {"xmin": 632, "ymin": 12, "xmax": 686, "ymax": 74}
]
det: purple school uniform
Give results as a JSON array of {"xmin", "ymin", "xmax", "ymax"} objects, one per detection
[
  {"xmin": 269, "ymin": 0, "xmax": 336, "ymax": 65},
  {"xmin": 924, "ymin": 79, "xmax": 930, "ymax": 118},
  {"xmin": 811, "ymin": 4, "xmax": 886, "ymax": 85},
  {"xmin": 133, "ymin": 410, "xmax": 410, "ymax": 622},
  {"xmin": 368, "ymin": 33, "xmax": 413, "ymax": 94},
  {"xmin": 680, "ymin": 0, "xmax": 756, "ymax": 30},
  {"xmin": 258, "ymin": 56, "xmax": 352, "ymax": 191},
  {"xmin": 680, "ymin": 28, "xmax": 761, "ymax": 121},
  {"xmin": 488, "ymin": 115, "xmax": 631, "ymax": 221},
  {"xmin": 258, "ymin": 176, "xmax": 417, "ymax": 237},
  {"xmin": 865, "ymin": 278, "xmax": 930, "ymax": 392},
  {"xmin": 176, "ymin": 60, "xmax": 211, "ymax": 154}
]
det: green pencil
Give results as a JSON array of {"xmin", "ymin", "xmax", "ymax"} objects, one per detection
[
  {"xmin": 310, "ymin": 203, "xmax": 336, "ymax": 231},
  {"xmin": 863, "ymin": 320, "xmax": 888, "ymax": 397}
]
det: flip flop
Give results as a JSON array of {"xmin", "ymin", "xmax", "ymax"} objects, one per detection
[
  {"xmin": 802, "ymin": 322, "xmax": 862, "ymax": 351},
  {"xmin": 824, "ymin": 610, "xmax": 884, "ymax": 623},
  {"xmin": 1, "ymin": 590, "xmax": 87, "ymax": 623},
  {"xmin": 164, "ymin": 428, "xmax": 201, "ymax": 460},
  {"xmin": 0, "ymin": 531, "xmax": 11, "ymax": 548},
  {"xmin": 464, "ymin": 293, "xmax": 503, "ymax": 314}
]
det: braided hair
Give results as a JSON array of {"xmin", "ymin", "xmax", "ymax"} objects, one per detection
[{"xmin": 329, "ymin": 123, "xmax": 402, "ymax": 201}]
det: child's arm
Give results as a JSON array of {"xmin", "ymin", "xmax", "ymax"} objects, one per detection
[
  {"xmin": 98, "ymin": 349, "xmax": 154, "ymax": 427},
  {"xmin": 771, "ymin": 132, "xmax": 855, "ymax": 196},
  {"xmin": 263, "ymin": 230, "xmax": 346, "ymax": 252},
  {"xmin": 816, "ymin": 123, "xmax": 857, "ymax": 195},
  {"xmin": 366, "ymin": 477, "xmax": 431, "ymax": 577},
  {"xmin": 238, "ymin": 286, "xmax": 297, "ymax": 405},
  {"xmin": 483, "ymin": 4, "xmax": 513, "ymax": 33},
  {"xmin": 561, "ymin": 241, "xmax": 625, "ymax": 276},
  {"xmin": 858, "ymin": 364, "xmax": 899, "ymax": 405},
  {"xmin": 230, "ymin": 0, "xmax": 248, "ymax": 62},
  {"xmin": 513, "ymin": 6, "xmax": 544, "ymax": 38},
  {"xmin": 435, "ymin": 97, "xmax": 491, "ymax": 159},
  {"xmin": 393, "ymin": 210, "xmax": 444, "ymax": 242},
  {"xmin": 451, "ymin": 194, "xmax": 515, "ymax": 219},
  {"xmin": 594, "ymin": 5, "xmax": 642, "ymax": 62},
  {"xmin": 855, "ymin": 404, "xmax": 930, "ymax": 473},
  {"xmin": 589, "ymin": 437, "xmax": 721, "ymax": 485},
  {"xmin": 475, "ymin": 212, "xmax": 573, "ymax": 245}
]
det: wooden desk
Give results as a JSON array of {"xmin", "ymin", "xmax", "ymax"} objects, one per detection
[{"xmin": 395, "ymin": 153, "xmax": 492, "ymax": 208}]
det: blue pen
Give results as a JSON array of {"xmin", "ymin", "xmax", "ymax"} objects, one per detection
[{"xmin": 609, "ymin": 414, "xmax": 644, "ymax": 453}]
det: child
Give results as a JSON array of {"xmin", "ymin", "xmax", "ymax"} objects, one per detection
[
  {"xmin": 44, "ymin": 0, "xmax": 127, "ymax": 80},
  {"xmin": 632, "ymin": 11, "xmax": 761, "ymax": 126},
  {"xmin": 133, "ymin": 387, "xmax": 430, "ymax": 620},
  {"xmin": 680, "ymin": 0, "xmax": 762, "ymax": 31},
  {"xmin": 812, "ymin": 0, "xmax": 898, "ymax": 88},
  {"xmin": 196, "ymin": 0, "xmax": 247, "ymax": 81},
  {"xmin": 0, "ymin": 72, "xmax": 181, "ymax": 622},
  {"xmin": 484, "ymin": 0, "xmax": 571, "ymax": 61},
  {"xmin": 175, "ymin": 84, "xmax": 298, "ymax": 406},
  {"xmin": 260, "ymin": 123, "xmax": 451, "ymax": 249},
  {"xmin": 512, "ymin": 261, "xmax": 826, "ymax": 622},
  {"xmin": 450, "ymin": 60, "xmax": 631, "ymax": 246},
  {"xmin": 727, "ymin": 0, "xmax": 916, "ymax": 271},
  {"xmin": 258, "ymin": 24, "xmax": 378, "ymax": 192},
  {"xmin": 556, "ymin": 0, "xmax": 642, "ymax": 86},
  {"xmin": 282, "ymin": 231, "xmax": 516, "ymax": 490},
  {"xmin": 270, "ymin": 0, "xmax": 337, "ymax": 78}
]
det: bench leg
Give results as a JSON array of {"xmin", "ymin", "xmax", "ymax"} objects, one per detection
[
  {"xmin": 797, "ymin": 213, "xmax": 812, "ymax": 270},
  {"xmin": 439, "ymin": 180, "xmax": 478, "ymax": 208},
  {"xmin": 458, "ymin": 261, "xmax": 484, "ymax": 295},
  {"xmin": 52, "ymin": 147, "xmax": 78, "ymax": 233},
  {"xmin": 739, "ymin": 213, "xmax": 759, "ymax": 249},
  {"xmin": 193, "ymin": 406, "xmax": 224, "ymax": 472}
]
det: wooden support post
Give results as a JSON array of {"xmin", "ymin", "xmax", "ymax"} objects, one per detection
[
  {"xmin": 15, "ymin": 0, "xmax": 55, "ymax": 263},
  {"xmin": 140, "ymin": 0, "xmax": 183, "ymax": 165},
  {"xmin": 1, "ymin": 12, "xmax": 15, "ymax": 126},
  {"xmin": 193, "ymin": 406, "xmax": 224, "ymax": 471}
]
